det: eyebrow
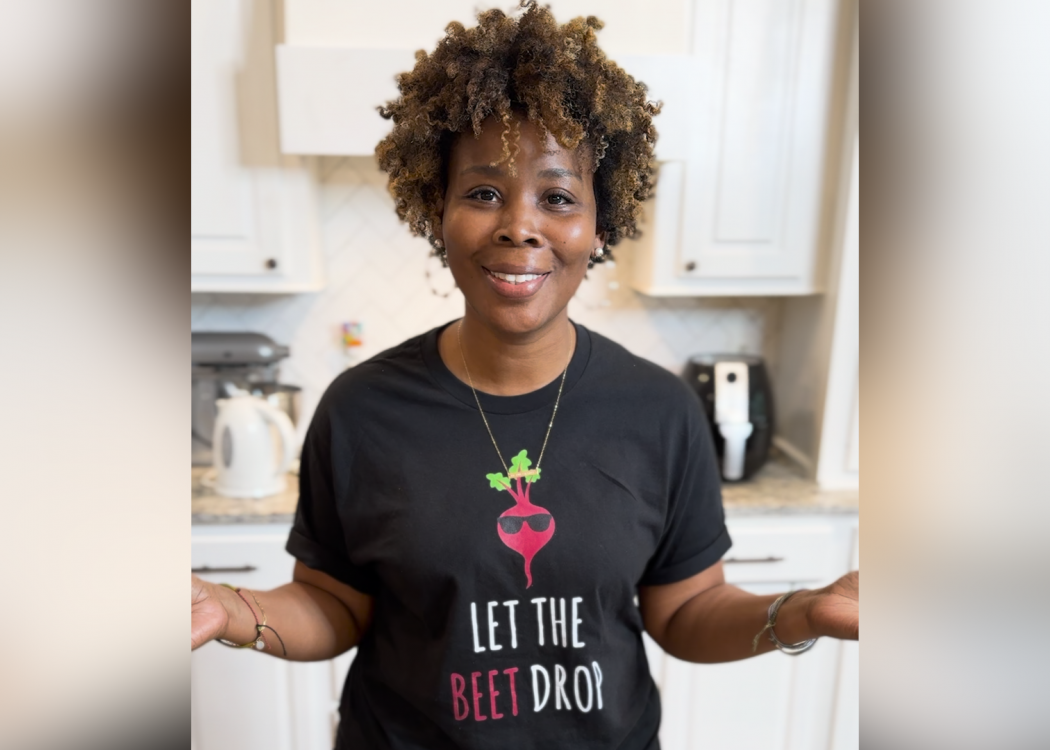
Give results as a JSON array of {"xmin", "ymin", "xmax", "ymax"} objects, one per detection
[
  {"xmin": 459, "ymin": 165, "xmax": 582, "ymax": 182},
  {"xmin": 538, "ymin": 167, "xmax": 582, "ymax": 182}
]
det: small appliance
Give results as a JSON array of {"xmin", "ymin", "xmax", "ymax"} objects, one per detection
[
  {"xmin": 204, "ymin": 387, "xmax": 297, "ymax": 498},
  {"xmin": 683, "ymin": 354, "xmax": 775, "ymax": 482},
  {"xmin": 192, "ymin": 332, "xmax": 300, "ymax": 466}
]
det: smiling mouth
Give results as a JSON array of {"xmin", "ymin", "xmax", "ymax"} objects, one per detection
[{"xmin": 484, "ymin": 268, "xmax": 550, "ymax": 285}]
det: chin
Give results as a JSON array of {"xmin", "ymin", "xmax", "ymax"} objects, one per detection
[{"xmin": 480, "ymin": 304, "xmax": 564, "ymax": 337}]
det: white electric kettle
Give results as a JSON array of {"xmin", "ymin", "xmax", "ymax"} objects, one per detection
[{"xmin": 205, "ymin": 387, "xmax": 297, "ymax": 498}]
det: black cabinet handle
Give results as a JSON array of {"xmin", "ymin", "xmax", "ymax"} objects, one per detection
[
  {"xmin": 684, "ymin": 261, "xmax": 697, "ymax": 272},
  {"xmin": 265, "ymin": 258, "xmax": 278, "ymax": 270},
  {"xmin": 192, "ymin": 565, "xmax": 258, "ymax": 574},
  {"xmin": 724, "ymin": 556, "xmax": 784, "ymax": 564}
]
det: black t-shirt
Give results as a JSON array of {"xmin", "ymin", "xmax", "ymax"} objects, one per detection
[{"xmin": 287, "ymin": 321, "xmax": 731, "ymax": 749}]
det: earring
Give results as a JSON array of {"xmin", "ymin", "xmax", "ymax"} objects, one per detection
[
  {"xmin": 588, "ymin": 245, "xmax": 607, "ymax": 268},
  {"xmin": 432, "ymin": 238, "xmax": 447, "ymax": 267}
]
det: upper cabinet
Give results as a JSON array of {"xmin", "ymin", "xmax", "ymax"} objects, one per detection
[
  {"xmin": 272, "ymin": 0, "xmax": 852, "ymax": 297},
  {"xmin": 626, "ymin": 0, "xmax": 850, "ymax": 296},
  {"xmin": 192, "ymin": 0, "xmax": 323, "ymax": 293}
]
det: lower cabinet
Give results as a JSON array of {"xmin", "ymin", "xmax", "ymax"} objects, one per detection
[
  {"xmin": 191, "ymin": 524, "xmax": 350, "ymax": 750},
  {"xmin": 192, "ymin": 515, "xmax": 858, "ymax": 750},
  {"xmin": 649, "ymin": 515, "xmax": 859, "ymax": 750}
]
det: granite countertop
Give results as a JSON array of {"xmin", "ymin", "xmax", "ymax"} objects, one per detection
[
  {"xmin": 719, "ymin": 449, "xmax": 859, "ymax": 515},
  {"xmin": 192, "ymin": 467, "xmax": 300, "ymax": 525},
  {"xmin": 192, "ymin": 449, "xmax": 857, "ymax": 525}
]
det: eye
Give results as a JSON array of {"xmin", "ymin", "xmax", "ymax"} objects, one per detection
[
  {"xmin": 545, "ymin": 192, "xmax": 574, "ymax": 206},
  {"xmin": 468, "ymin": 188, "xmax": 500, "ymax": 202}
]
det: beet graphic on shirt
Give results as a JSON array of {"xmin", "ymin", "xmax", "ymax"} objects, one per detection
[{"xmin": 486, "ymin": 450, "xmax": 555, "ymax": 589}]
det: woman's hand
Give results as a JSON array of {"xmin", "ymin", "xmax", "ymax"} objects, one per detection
[
  {"xmin": 191, "ymin": 574, "xmax": 231, "ymax": 650},
  {"xmin": 804, "ymin": 570, "xmax": 859, "ymax": 640}
]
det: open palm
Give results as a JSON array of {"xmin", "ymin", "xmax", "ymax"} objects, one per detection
[
  {"xmin": 191, "ymin": 575, "xmax": 229, "ymax": 650},
  {"xmin": 807, "ymin": 570, "xmax": 859, "ymax": 640}
]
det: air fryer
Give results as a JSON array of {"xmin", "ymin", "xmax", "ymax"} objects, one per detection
[{"xmin": 682, "ymin": 354, "xmax": 774, "ymax": 482}]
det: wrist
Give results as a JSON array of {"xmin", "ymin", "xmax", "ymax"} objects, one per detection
[
  {"xmin": 770, "ymin": 589, "xmax": 819, "ymax": 645},
  {"xmin": 216, "ymin": 583, "xmax": 257, "ymax": 644}
]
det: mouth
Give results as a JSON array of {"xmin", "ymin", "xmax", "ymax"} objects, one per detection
[
  {"xmin": 482, "ymin": 266, "xmax": 551, "ymax": 298},
  {"xmin": 487, "ymin": 270, "xmax": 547, "ymax": 284}
]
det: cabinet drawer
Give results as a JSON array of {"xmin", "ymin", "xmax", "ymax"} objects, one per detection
[
  {"xmin": 722, "ymin": 522, "xmax": 839, "ymax": 585},
  {"xmin": 192, "ymin": 532, "xmax": 296, "ymax": 591}
]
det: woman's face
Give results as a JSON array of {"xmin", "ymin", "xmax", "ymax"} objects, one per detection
[{"xmin": 438, "ymin": 115, "xmax": 604, "ymax": 338}]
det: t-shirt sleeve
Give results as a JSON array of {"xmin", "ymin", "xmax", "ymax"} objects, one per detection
[
  {"xmin": 285, "ymin": 390, "xmax": 380, "ymax": 595},
  {"xmin": 638, "ymin": 390, "xmax": 732, "ymax": 586}
]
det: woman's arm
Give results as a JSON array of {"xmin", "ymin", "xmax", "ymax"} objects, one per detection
[
  {"xmin": 191, "ymin": 561, "xmax": 374, "ymax": 661},
  {"xmin": 638, "ymin": 562, "xmax": 858, "ymax": 663}
]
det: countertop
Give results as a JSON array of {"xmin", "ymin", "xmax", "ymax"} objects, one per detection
[{"xmin": 192, "ymin": 449, "xmax": 858, "ymax": 525}]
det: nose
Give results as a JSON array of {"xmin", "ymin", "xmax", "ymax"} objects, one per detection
[{"xmin": 493, "ymin": 199, "xmax": 543, "ymax": 248}]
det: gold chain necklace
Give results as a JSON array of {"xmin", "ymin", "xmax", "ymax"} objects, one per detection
[{"xmin": 456, "ymin": 319, "xmax": 571, "ymax": 476}]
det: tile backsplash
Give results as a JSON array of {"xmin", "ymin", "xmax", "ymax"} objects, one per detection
[{"xmin": 192, "ymin": 157, "xmax": 784, "ymax": 439}]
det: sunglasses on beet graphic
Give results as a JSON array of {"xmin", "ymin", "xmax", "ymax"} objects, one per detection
[{"xmin": 498, "ymin": 514, "xmax": 552, "ymax": 534}]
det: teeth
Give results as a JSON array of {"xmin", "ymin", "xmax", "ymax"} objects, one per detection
[{"xmin": 491, "ymin": 271, "xmax": 541, "ymax": 284}]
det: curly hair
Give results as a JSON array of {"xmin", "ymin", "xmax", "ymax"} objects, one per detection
[{"xmin": 375, "ymin": 1, "xmax": 661, "ymax": 262}]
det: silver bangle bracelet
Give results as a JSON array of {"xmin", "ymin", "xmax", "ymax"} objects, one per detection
[{"xmin": 752, "ymin": 590, "xmax": 818, "ymax": 655}]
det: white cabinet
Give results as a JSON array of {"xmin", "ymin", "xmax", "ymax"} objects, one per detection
[
  {"xmin": 625, "ymin": 0, "xmax": 852, "ymax": 296},
  {"xmin": 191, "ymin": 525, "xmax": 354, "ymax": 750},
  {"xmin": 828, "ymin": 525, "xmax": 858, "ymax": 750},
  {"xmin": 191, "ymin": 0, "xmax": 323, "ymax": 293},
  {"xmin": 271, "ymin": 0, "xmax": 852, "ymax": 296},
  {"xmin": 649, "ymin": 514, "xmax": 858, "ymax": 750}
]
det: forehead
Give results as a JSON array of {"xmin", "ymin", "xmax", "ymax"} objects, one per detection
[{"xmin": 449, "ymin": 116, "xmax": 592, "ymax": 176}]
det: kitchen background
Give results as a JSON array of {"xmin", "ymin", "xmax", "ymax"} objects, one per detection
[
  {"xmin": 191, "ymin": 153, "xmax": 785, "ymax": 442},
  {"xmin": 191, "ymin": 0, "xmax": 858, "ymax": 748},
  {"xmin": 191, "ymin": 0, "xmax": 859, "ymax": 483}
]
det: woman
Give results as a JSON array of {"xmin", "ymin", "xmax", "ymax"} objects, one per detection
[{"xmin": 191, "ymin": 4, "xmax": 859, "ymax": 748}]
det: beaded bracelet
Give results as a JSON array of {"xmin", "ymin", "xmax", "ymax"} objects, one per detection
[
  {"xmin": 751, "ymin": 590, "xmax": 818, "ymax": 655},
  {"xmin": 216, "ymin": 583, "xmax": 287, "ymax": 656},
  {"xmin": 247, "ymin": 588, "xmax": 287, "ymax": 656}
]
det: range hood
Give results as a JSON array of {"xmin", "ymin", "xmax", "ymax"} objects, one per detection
[{"xmin": 274, "ymin": 45, "xmax": 693, "ymax": 159}]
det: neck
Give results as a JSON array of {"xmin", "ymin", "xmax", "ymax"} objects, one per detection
[{"xmin": 439, "ymin": 312, "xmax": 575, "ymax": 397}]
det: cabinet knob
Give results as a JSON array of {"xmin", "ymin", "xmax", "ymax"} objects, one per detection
[
  {"xmin": 684, "ymin": 261, "xmax": 697, "ymax": 272},
  {"xmin": 265, "ymin": 258, "xmax": 278, "ymax": 270}
]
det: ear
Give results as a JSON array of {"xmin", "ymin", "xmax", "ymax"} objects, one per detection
[{"xmin": 592, "ymin": 231, "xmax": 607, "ymax": 255}]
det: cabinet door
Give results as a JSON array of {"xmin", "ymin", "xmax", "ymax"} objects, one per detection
[
  {"xmin": 626, "ymin": 0, "xmax": 846, "ymax": 297},
  {"xmin": 191, "ymin": 0, "xmax": 285, "ymax": 278},
  {"xmin": 191, "ymin": 0, "xmax": 323, "ymax": 292},
  {"xmin": 192, "ymin": 527, "xmax": 352, "ymax": 750},
  {"xmin": 287, "ymin": 645, "xmax": 358, "ymax": 750},
  {"xmin": 192, "ymin": 532, "xmax": 300, "ymax": 750},
  {"xmin": 829, "ymin": 524, "xmax": 858, "ymax": 750},
  {"xmin": 654, "ymin": 518, "xmax": 849, "ymax": 750},
  {"xmin": 192, "ymin": 640, "xmax": 297, "ymax": 750},
  {"xmin": 678, "ymin": 0, "xmax": 838, "ymax": 285},
  {"xmin": 660, "ymin": 585, "xmax": 839, "ymax": 750}
]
